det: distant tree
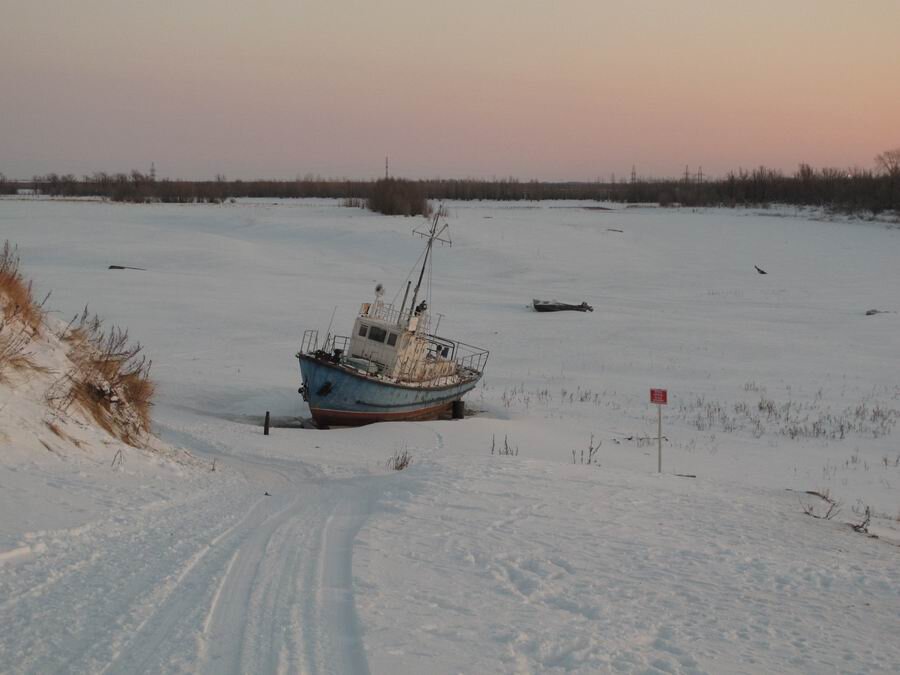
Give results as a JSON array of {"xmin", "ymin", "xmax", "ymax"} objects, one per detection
[
  {"xmin": 875, "ymin": 148, "xmax": 900, "ymax": 176},
  {"xmin": 874, "ymin": 148, "xmax": 900, "ymax": 212},
  {"xmin": 368, "ymin": 178, "xmax": 430, "ymax": 216},
  {"xmin": 60, "ymin": 174, "xmax": 77, "ymax": 196}
]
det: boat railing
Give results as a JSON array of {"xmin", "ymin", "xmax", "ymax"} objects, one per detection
[
  {"xmin": 453, "ymin": 340, "xmax": 490, "ymax": 375},
  {"xmin": 301, "ymin": 329, "xmax": 350, "ymax": 357},
  {"xmin": 325, "ymin": 334, "xmax": 350, "ymax": 355},
  {"xmin": 301, "ymin": 329, "xmax": 319, "ymax": 354},
  {"xmin": 426, "ymin": 334, "xmax": 489, "ymax": 375}
]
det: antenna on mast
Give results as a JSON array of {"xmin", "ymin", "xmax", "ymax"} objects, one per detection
[
  {"xmin": 324, "ymin": 305, "xmax": 338, "ymax": 347},
  {"xmin": 407, "ymin": 205, "xmax": 451, "ymax": 326}
]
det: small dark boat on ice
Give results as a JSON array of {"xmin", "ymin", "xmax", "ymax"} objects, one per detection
[{"xmin": 532, "ymin": 299, "xmax": 593, "ymax": 313}]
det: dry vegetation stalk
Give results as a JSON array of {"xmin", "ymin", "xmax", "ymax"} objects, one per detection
[
  {"xmin": 0, "ymin": 241, "xmax": 43, "ymax": 333},
  {"xmin": 1, "ymin": 242, "xmax": 156, "ymax": 448},
  {"xmin": 0, "ymin": 314, "xmax": 38, "ymax": 380},
  {"xmin": 59, "ymin": 307, "xmax": 156, "ymax": 445},
  {"xmin": 0, "ymin": 241, "xmax": 45, "ymax": 379},
  {"xmin": 387, "ymin": 447, "xmax": 412, "ymax": 471}
]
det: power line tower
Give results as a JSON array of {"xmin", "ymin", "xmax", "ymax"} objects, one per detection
[
  {"xmin": 684, "ymin": 165, "xmax": 690, "ymax": 183},
  {"xmin": 696, "ymin": 166, "xmax": 703, "ymax": 183},
  {"xmin": 630, "ymin": 165, "xmax": 637, "ymax": 184},
  {"xmin": 150, "ymin": 162, "xmax": 156, "ymax": 182},
  {"xmin": 385, "ymin": 156, "xmax": 389, "ymax": 179}
]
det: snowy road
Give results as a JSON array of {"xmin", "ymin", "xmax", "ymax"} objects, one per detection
[{"xmin": 1, "ymin": 432, "xmax": 378, "ymax": 675}]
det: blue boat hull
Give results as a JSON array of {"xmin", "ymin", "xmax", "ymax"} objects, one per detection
[{"xmin": 299, "ymin": 354, "xmax": 481, "ymax": 426}]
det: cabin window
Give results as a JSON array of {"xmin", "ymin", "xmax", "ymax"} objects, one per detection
[
  {"xmin": 387, "ymin": 333, "xmax": 398, "ymax": 347},
  {"xmin": 358, "ymin": 324, "xmax": 368, "ymax": 337},
  {"xmin": 368, "ymin": 326, "xmax": 387, "ymax": 343}
]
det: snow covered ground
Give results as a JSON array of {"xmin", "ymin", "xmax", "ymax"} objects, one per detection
[{"xmin": 1, "ymin": 198, "xmax": 899, "ymax": 673}]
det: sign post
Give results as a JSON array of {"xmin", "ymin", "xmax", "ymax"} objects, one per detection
[{"xmin": 650, "ymin": 389, "xmax": 667, "ymax": 472}]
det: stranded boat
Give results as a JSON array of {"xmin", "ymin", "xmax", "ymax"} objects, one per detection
[
  {"xmin": 297, "ymin": 212, "xmax": 489, "ymax": 427},
  {"xmin": 532, "ymin": 299, "xmax": 593, "ymax": 312}
]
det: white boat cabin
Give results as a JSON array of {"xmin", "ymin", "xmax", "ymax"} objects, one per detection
[{"xmin": 347, "ymin": 297, "xmax": 456, "ymax": 383}]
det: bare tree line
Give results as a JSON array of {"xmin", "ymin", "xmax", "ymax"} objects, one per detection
[
  {"xmin": 2, "ymin": 148, "xmax": 897, "ymax": 213},
  {"xmin": 0, "ymin": 171, "xmax": 371, "ymax": 203}
]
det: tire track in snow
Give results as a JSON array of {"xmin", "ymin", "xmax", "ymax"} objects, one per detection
[
  {"xmin": 99, "ymin": 493, "xmax": 300, "ymax": 674},
  {"xmin": 242, "ymin": 510, "xmax": 309, "ymax": 674},
  {"xmin": 205, "ymin": 493, "xmax": 311, "ymax": 674},
  {"xmin": 2, "ymin": 447, "xmax": 382, "ymax": 675},
  {"xmin": 294, "ymin": 487, "xmax": 373, "ymax": 675},
  {"xmin": 200, "ymin": 547, "xmax": 239, "ymax": 642},
  {"xmin": 0, "ymin": 481, "xmax": 263, "ymax": 674},
  {"xmin": 0, "ymin": 490, "xmax": 234, "ymax": 617},
  {"xmin": 193, "ymin": 478, "xmax": 375, "ymax": 675}
]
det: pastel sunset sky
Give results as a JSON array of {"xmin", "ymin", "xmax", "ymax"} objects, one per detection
[{"xmin": 2, "ymin": 0, "xmax": 898, "ymax": 180}]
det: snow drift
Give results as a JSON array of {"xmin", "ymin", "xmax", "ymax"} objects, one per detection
[{"xmin": 0, "ymin": 241, "xmax": 184, "ymax": 466}]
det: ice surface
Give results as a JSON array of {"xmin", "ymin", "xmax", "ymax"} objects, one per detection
[{"xmin": 1, "ymin": 198, "xmax": 898, "ymax": 673}]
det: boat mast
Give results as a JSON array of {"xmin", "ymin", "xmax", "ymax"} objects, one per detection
[
  {"xmin": 396, "ymin": 280, "xmax": 412, "ymax": 326},
  {"xmin": 407, "ymin": 209, "xmax": 448, "ymax": 327}
]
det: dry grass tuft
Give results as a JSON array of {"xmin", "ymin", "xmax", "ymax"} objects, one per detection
[
  {"xmin": 55, "ymin": 307, "xmax": 156, "ymax": 446},
  {"xmin": 0, "ymin": 320, "xmax": 38, "ymax": 381},
  {"xmin": 1, "ymin": 243, "xmax": 157, "ymax": 450},
  {"xmin": 0, "ymin": 241, "xmax": 44, "ymax": 333},
  {"xmin": 119, "ymin": 369, "xmax": 156, "ymax": 431},
  {"xmin": 387, "ymin": 446, "xmax": 413, "ymax": 471},
  {"xmin": 0, "ymin": 241, "xmax": 48, "ymax": 380}
]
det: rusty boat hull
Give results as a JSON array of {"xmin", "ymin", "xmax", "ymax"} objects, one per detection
[{"xmin": 298, "ymin": 353, "xmax": 481, "ymax": 427}]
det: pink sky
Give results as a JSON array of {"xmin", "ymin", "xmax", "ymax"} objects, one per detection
[{"xmin": 2, "ymin": 0, "xmax": 898, "ymax": 181}]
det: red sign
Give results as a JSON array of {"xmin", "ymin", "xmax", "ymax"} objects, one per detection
[{"xmin": 650, "ymin": 388, "xmax": 667, "ymax": 405}]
